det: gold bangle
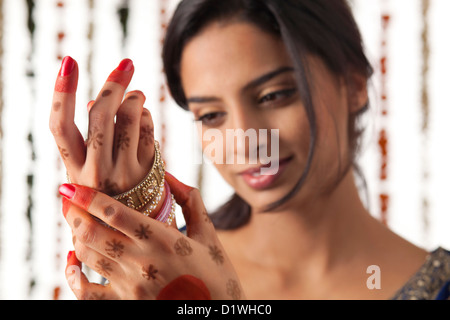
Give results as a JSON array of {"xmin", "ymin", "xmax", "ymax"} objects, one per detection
[{"xmin": 113, "ymin": 141, "xmax": 165, "ymax": 210}]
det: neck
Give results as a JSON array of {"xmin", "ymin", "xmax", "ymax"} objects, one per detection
[{"xmin": 239, "ymin": 169, "xmax": 375, "ymax": 274}]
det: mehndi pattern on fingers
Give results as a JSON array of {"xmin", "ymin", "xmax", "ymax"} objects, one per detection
[
  {"xmin": 105, "ymin": 239, "xmax": 124, "ymax": 259},
  {"xmin": 101, "ymin": 89, "xmax": 112, "ymax": 97},
  {"xmin": 87, "ymin": 292, "xmax": 106, "ymax": 300},
  {"xmin": 53, "ymin": 101, "xmax": 61, "ymax": 111},
  {"xmin": 100, "ymin": 180, "xmax": 120, "ymax": 196},
  {"xmin": 174, "ymin": 238, "xmax": 193, "ymax": 256},
  {"xmin": 142, "ymin": 264, "xmax": 158, "ymax": 280},
  {"xmin": 73, "ymin": 218, "xmax": 81, "ymax": 228},
  {"xmin": 139, "ymin": 125, "xmax": 154, "ymax": 146},
  {"xmin": 86, "ymin": 126, "xmax": 104, "ymax": 150},
  {"xmin": 58, "ymin": 146, "xmax": 69, "ymax": 160},
  {"xmin": 208, "ymin": 245, "xmax": 224, "ymax": 265},
  {"xmin": 95, "ymin": 259, "xmax": 113, "ymax": 277},
  {"xmin": 104, "ymin": 205, "xmax": 116, "ymax": 217},
  {"xmin": 116, "ymin": 131, "xmax": 130, "ymax": 150},
  {"xmin": 203, "ymin": 209, "xmax": 212, "ymax": 224},
  {"xmin": 226, "ymin": 279, "xmax": 241, "ymax": 300},
  {"xmin": 134, "ymin": 223, "xmax": 152, "ymax": 240}
]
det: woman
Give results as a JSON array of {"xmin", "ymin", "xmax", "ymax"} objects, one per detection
[{"xmin": 50, "ymin": 0, "xmax": 450, "ymax": 300}]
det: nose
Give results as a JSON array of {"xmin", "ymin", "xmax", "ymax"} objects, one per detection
[{"xmin": 227, "ymin": 105, "xmax": 269, "ymax": 165}]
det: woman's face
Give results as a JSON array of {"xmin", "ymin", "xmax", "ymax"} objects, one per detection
[{"xmin": 181, "ymin": 21, "xmax": 356, "ymax": 212}]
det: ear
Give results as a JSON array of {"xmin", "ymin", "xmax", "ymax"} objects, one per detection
[{"xmin": 347, "ymin": 71, "xmax": 369, "ymax": 115}]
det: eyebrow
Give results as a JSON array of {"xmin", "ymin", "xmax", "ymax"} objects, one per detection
[
  {"xmin": 242, "ymin": 66, "xmax": 295, "ymax": 92},
  {"xmin": 186, "ymin": 66, "xmax": 295, "ymax": 105}
]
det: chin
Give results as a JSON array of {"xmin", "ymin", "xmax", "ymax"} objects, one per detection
[{"xmin": 238, "ymin": 189, "xmax": 288, "ymax": 213}]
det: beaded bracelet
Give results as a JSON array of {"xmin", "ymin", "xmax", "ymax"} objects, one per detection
[
  {"xmin": 113, "ymin": 141, "xmax": 165, "ymax": 211},
  {"xmin": 152, "ymin": 181, "xmax": 176, "ymax": 226}
]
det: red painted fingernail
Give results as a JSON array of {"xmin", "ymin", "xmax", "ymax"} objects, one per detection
[
  {"xmin": 59, "ymin": 56, "xmax": 75, "ymax": 76},
  {"xmin": 117, "ymin": 58, "xmax": 133, "ymax": 71},
  {"xmin": 87, "ymin": 100, "xmax": 95, "ymax": 111},
  {"xmin": 66, "ymin": 250, "xmax": 82, "ymax": 269},
  {"xmin": 59, "ymin": 184, "xmax": 76, "ymax": 199},
  {"xmin": 67, "ymin": 251, "xmax": 74, "ymax": 262}
]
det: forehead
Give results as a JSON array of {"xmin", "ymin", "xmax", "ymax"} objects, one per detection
[{"xmin": 180, "ymin": 22, "xmax": 292, "ymax": 94}]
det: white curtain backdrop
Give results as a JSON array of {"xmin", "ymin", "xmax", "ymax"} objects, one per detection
[{"xmin": 0, "ymin": 0, "xmax": 448, "ymax": 299}]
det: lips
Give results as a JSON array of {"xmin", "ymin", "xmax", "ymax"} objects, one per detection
[{"xmin": 239, "ymin": 156, "xmax": 293, "ymax": 190}]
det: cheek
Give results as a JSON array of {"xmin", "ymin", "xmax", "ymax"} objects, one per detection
[{"xmin": 275, "ymin": 105, "xmax": 310, "ymax": 159}]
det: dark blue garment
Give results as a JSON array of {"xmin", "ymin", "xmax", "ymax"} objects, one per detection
[
  {"xmin": 434, "ymin": 280, "xmax": 450, "ymax": 300},
  {"xmin": 391, "ymin": 247, "xmax": 450, "ymax": 300}
]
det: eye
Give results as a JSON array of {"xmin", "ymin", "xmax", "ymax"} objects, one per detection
[
  {"xmin": 196, "ymin": 112, "xmax": 226, "ymax": 126},
  {"xmin": 258, "ymin": 88, "xmax": 297, "ymax": 105}
]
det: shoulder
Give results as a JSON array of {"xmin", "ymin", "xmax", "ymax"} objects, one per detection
[{"xmin": 391, "ymin": 247, "xmax": 450, "ymax": 300}]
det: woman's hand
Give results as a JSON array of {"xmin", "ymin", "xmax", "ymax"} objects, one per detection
[
  {"xmin": 61, "ymin": 172, "xmax": 244, "ymax": 300},
  {"xmin": 50, "ymin": 56, "xmax": 157, "ymax": 197}
]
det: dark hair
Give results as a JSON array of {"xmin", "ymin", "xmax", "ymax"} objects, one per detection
[{"xmin": 163, "ymin": 0, "xmax": 373, "ymax": 230}]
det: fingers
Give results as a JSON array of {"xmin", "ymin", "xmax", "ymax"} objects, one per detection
[
  {"xmin": 59, "ymin": 184, "xmax": 173, "ymax": 240},
  {"xmin": 66, "ymin": 251, "xmax": 118, "ymax": 300},
  {"xmin": 137, "ymin": 108, "xmax": 156, "ymax": 168},
  {"xmin": 86, "ymin": 59, "xmax": 135, "ymax": 168},
  {"xmin": 165, "ymin": 172, "xmax": 215, "ymax": 240},
  {"xmin": 114, "ymin": 91, "xmax": 146, "ymax": 166},
  {"xmin": 63, "ymin": 198, "xmax": 134, "ymax": 264},
  {"xmin": 50, "ymin": 56, "xmax": 86, "ymax": 179}
]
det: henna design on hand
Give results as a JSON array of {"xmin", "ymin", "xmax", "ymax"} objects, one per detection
[
  {"xmin": 118, "ymin": 114, "xmax": 134, "ymax": 126},
  {"xmin": 104, "ymin": 205, "xmax": 116, "ymax": 217},
  {"xmin": 73, "ymin": 218, "xmax": 81, "ymax": 228},
  {"xmin": 139, "ymin": 125, "xmax": 154, "ymax": 146},
  {"xmin": 226, "ymin": 279, "xmax": 241, "ymax": 300},
  {"xmin": 95, "ymin": 259, "xmax": 113, "ymax": 277},
  {"xmin": 58, "ymin": 146, "xmax": 69, "ymax": 160},
  {"xmin": 86, "ymin": 127, "xmax": 104, "ymax": 150},
  {"xmin": 105, "ymin": 239, "xmax": 124, "ymax": 259},
  {"xmin": 203, "ymin": 210, "xmax": 212, "ymax": 224},
  {"xmin": 174, "ymin": 238, "xmax": 193, "ymax": 256},
  {"xmin": 87, "ymin": 292, "xmax": 106, "ymax": 300},
  {"xmin": 116, "ymin": 131, "xmax": 130, "ymax": 150},
  {"xmin": 99, "ymin": 180, "xmax": 120, "ymax": 196},
  {"xmin": 53, "ymin": 101, "xmax": 61, "ymax": 112},
  {"xmin": 142, "ymin": 264, "xmax": 158, "ymax": 280},
  {"xmin": 208, "ymin": 245, "xmax": 224, "ymax": 265},
  {"xmin": 134, "ymin": 224, "xmax": 152, "ymax": 240},
  {"xmin": 101, "ymin": 89, "xmax": 112, "ymax": 97}
]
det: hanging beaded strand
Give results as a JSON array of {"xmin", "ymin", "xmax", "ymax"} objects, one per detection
[
  {"xmin": 52, "ymin": 0, "xmax": 66, "ymax": 301},
  {"xmin": 420, "ymin": 0, "xmax": 431, "ymax": 243},
  {"xmin": 378, "ymin": 12, "xmax": 391, "ymax": 226},
  {"xmin": 25, "ymin": 0, "xmax": 37, "ymax": 296},
  {"xmin": 117, "ymin": 0, "xmax": 129, "ymax": 49},
  {"xmin": 159, "ymin": 0, "xmax": 168, "ymax": 162},
  {"xmin": 87, "ymin": 0, "xmax": 95, "ymax": 100}
]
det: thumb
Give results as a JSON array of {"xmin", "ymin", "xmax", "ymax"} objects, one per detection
[{"xmin": 165, "ymin": 171, "xmax": 215, "ymax": 239}]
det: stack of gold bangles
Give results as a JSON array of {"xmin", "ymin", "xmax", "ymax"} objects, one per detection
[{"xmin": 112, "ymin": 140, "xmax": 175, "ymax": 226}]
